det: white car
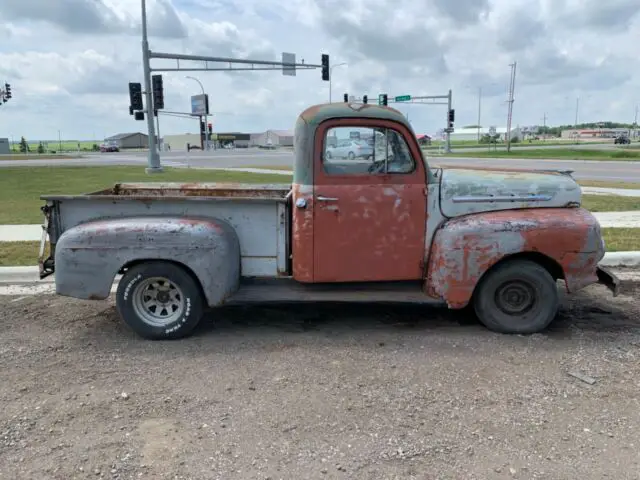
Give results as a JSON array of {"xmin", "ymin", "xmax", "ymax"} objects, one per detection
[{"xmin": 326, "ymin": 139, "xmax": 373, "ymax": 159}]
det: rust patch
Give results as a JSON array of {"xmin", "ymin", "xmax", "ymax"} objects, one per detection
[
  {"xmin": 426, "ymin": 208, "xmax": 605, "ymax": 309},
  {"xmin": 291, "ymin": 183, "xmax": 314, "ymax": 282},
  {"xmin": 103, "ymin": 183, "xmax": 291, "ymax": 200}
]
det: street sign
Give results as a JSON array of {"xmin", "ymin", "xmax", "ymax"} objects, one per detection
[
  {"xmin": 378, "ymin": 94, "xmax": 384, "ymax": 105},
  {"xmin": 282, "ymin": 52, "xmax": 296, "ymax": 76},
  {"xmin": 395, "ymin": 95, "xmax": 411, "ymax": 102},
  {"xmin": 191, "ymin": 94, "xmax": 209, "ymax": 116},
  {"xmin": 489, "ymin": 126, "xmax": 497, "ymax": 136}
]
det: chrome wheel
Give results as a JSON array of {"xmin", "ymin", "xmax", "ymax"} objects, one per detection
[{"xmin": 132, "ymin": 277, "xmax": 185, "ymax": 327}]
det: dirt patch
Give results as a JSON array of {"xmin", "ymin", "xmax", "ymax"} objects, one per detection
[{"xmin": 1, "ymin": 285, "xmax": 639, "ymax": 479}]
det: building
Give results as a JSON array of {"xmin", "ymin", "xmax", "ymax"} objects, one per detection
[
  {"xmin": 561, "ymin": 128, "xmax": 630, "ymax": 139},
  {"xmin": 163, "ymin": 133, "xmax": 202, "ymax": 151},
  {"xmin": 448, "ymin": 127, "xmax": 522, "ymax": 142},
  {"xmin": 0, "ymin": 138, "xmax": 10, "ymax": 154},
  {"xmin": 250, "ymin": 130, "xmax": 294, "ymax": 147},
  {"xmin": 104, "ymin": 132, "xmax": 148, "ymax": 149},
  {"xmin": 215, "ymin": 133, "xmax": 251, "ymax": 148}
]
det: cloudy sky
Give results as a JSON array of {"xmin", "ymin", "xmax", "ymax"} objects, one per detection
[{"xmin": 0, "ymin": 0, "xmax": 638, "ymax": 141}]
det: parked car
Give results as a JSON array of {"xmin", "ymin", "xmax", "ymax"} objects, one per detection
[
  {"xmin": 325, "ymin": 139, "xmax": 373, "ymax": 159},
  {"xmin": 99, "ymin": 141, "xmax": 119, "ymax": 152},
  {"xmin": 614, "ymin": 135, "xmax": 631, "ymax": 144},
  {"xmin": 39, "ymin": 102, "xmax": 619, "ymax": 340}
]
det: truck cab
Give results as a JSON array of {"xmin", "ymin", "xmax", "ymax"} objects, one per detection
[{"xmin": 40, "ymin": 102, "xmax": 619, "ymax": 340}]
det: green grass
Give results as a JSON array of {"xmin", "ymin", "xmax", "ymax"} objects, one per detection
[
  {"xmin": 0, "ymin": 166, "xmax": 291, "ymax": 224},
  {"xmin": 579, "ymin": 180, "xmax": 640, "ymax": 190},
  {"xmin": 3, "ymin": 228, "xmax": 639, "ymax": 267},
  {"xmin": 444, "ymin": 148, "xmax": 640, "ymax": 160},
  {"xmin": 582, "ymin": 195, "xmax": 640, "ymax": 212},
  {"xmin": 9, "ymin": 140, "xmax": 102, "ymax": 154}
]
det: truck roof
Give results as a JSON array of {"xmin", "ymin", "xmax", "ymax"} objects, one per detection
[{"xmin": 298, "ymin": 102, "xmax": 410, "ymax": 127}]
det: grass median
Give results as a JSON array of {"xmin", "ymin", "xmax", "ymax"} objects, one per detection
[
  {"xmin": 0, "ymin": 166, "xmax": 292, "ymax": 224},
  {"xmin": 3, "ymin": 227, "xmax": 639, "ymax": 267},
  {"xmin": 446, "ymin": 148, "xmax": 640, "ymax": 161}
]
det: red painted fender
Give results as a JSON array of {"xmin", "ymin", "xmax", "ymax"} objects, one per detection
[{"xmin": 425, "ymin": 208, "xmax": 605, "ymax": 309}]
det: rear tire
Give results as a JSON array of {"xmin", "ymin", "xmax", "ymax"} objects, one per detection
[
  {"xmin": 473, "ymin": 259, "xmax": 559, "ymax": 334},
  {"xmin": 116, "ymin": 262, "xmax": 204, "ymax": 340}
]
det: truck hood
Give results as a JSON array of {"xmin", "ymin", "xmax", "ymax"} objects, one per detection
[{"xmin": 438, "ymin": 168, "xmax": 582, "ymax": 218}]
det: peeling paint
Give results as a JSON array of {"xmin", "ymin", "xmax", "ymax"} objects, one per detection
[{"xmin": 425, "ymin": 208, "xmax": 605, "ymax": 308}]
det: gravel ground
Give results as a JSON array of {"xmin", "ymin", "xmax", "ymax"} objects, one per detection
[{"xmin": 1, "ymin": 284, "xmax": 639, "ymax": 480}]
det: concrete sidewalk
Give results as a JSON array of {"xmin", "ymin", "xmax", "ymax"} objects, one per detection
[{"xmin": 1, "ymin": 210, "xmax": 639, "ymax": 242}]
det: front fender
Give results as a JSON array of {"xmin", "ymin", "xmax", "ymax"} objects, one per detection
[
  {"xmin": 54, "ymin": 217, "xmax": 240, "ymax": 305},
  {"xmin": 425, "ymin": 208, "xmax": 605, "ymax": 309}
]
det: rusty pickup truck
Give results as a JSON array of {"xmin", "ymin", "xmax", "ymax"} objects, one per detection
[{"xmin": 39, "ymin": 102, "xmax": 619, "ymax": 340}]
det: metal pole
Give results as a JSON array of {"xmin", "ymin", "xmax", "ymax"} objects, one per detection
[
  {"xmin": 477, "ymin": 86, "xmax": 482, "ymax": 142},
  {"xmin": 506, "ymin": 61, "xmax": 517, "ymax": 152},
  {"xmin": 186, "ymin": 76, "xmax": 206, "ymax": 149},
  {"xmin": 141, "ymin": 0, "xmax": 161, "ymax": 172},
  {"xmin": 445, "ymin": 89, "xmax": 452, "ymax": 153},
  {"xmin": 574, "ymin": 97, "xmax": 579, "ymax": 127},
  {"xmin": 156, "ymin": 113, "xmax": 161, "ymax": 151}
]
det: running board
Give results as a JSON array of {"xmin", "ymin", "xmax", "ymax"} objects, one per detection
[{"xmin": 225, "ymin": 278, "xmax": 444, "ymax": 305}]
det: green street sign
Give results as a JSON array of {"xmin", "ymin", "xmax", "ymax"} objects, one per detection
[{"xmin": 395, "ymin": 95, "xmax": 411, "ymax": 102}]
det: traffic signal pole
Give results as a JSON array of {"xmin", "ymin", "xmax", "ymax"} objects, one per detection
[
  {"xmin": 446, "ymin": 89, "xmax": 452, "ymax": 153},
  {"xmin": 141, "ymin": 0, "xmax": 161, "ymax": 173}
]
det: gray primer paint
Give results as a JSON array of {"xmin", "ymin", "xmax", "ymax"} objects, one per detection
[
  {"xmin": 439, "ymin": 168, "xmax": 581, "ymax": 218},
  {"xmin": 54, "ymin": 217, "xmax": 240, "ymax": 306}
]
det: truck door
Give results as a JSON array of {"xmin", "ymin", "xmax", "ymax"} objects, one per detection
[{"xmin": 312, "ymin": 119, "xmax": 428, "ymax": 282}]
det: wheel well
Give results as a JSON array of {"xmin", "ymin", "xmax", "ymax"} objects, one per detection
[
  {"xmin": 484, "ymin": 252, "xmax": 564, "ymax": 282},
  {"xmin": 118, "ymin": 259, "xmax": 207, "ymax": 299}
]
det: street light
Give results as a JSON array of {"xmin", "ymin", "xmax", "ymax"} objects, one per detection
[
  {"xmin": 329, "ymin": 62, "xmax": 347, "ymax": 102},
  {"xmin": 185, "ymin": 76, "xmax": 208, "ymax": 149}
]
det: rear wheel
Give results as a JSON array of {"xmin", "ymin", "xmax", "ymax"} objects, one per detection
[
  {"xmin": 116, "ymin": 261, "xmax": 204, "ymax": 340},
  {"xmin": 473, "ymin": 259, "xmax": 559, "ymax": 334}
]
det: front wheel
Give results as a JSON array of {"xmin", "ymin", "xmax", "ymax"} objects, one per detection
[
  {"xmin": 473, "ymin": 259, "xmax": 559, "ymax": 334},
  {"xmin": 116, "ymin": 261, "xmax": 204, "ymax": 340}
]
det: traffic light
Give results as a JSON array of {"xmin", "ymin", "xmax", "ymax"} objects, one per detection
[
  {"xmin": 448, "ymin": 108, "xmax": 455, "ymax": 127},
  {"xmin": 152, "ymin": 74, "xmax": 164, "ymax": 110},
  {"xmin": 363, "ymin": 95, "xmax": 368, "ymax": 104},
  {"xmin": 134, "ymin": 111, "xmax": 144, "ymax": 121},
  {"xmin": 207, "ymin": 123, "xmax": 212, "ymax": 134},
  {"xmin": 344, "ymin": 93, "xmax": 348, "ymax": 102},
  {"xmin": 4, "ymin": 83, "xmax": 11, "ymax": 100},
  {"xmin": 379, "ymin": 94, "xmax": 388, "ymax": 106},
  {"xmin": 128, "ymin": 82, "xmax": 143, "ymax": 111},
  {"xmin": 321, "ymin": 54, "xmax": 330, "ymax": 81},
  {"xmin": 200, "ymin": 121, "xmax": 206, "ymax": 135}
]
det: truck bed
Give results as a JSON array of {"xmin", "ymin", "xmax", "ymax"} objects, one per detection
[{"xmin": 41, "ymin": 182, "xmax": 293, "ymax": 278}]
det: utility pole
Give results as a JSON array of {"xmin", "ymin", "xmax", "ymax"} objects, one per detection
[
  {"xmin": 141, "ymin": 0, "xmax": 161, "ymax": 172},
  {"xmin": 506, "ymin": 61, "xmax": 517, "ymax": 152},
  {"xmin": 574, "ymin": 97, "xmax": 579, "ymax": 127},
  {"xmin": 542, "ymin": 112, "xmax": 547, "ymax": 142},
  {"xmin": 446, "ymin": 89, "xmax": 452, "ymax": 153},
  {"xmin": 634, "ymin": 105, "xmax": 638, "ymax": 139},
  {"xmin": 477, "ymin": 86, "xmax": 482, "ymax": 142}
]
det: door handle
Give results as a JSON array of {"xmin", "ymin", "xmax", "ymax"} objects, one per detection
[{"xmin": 316, "ymin": 195, "xmax": 339, "ymax": 201}]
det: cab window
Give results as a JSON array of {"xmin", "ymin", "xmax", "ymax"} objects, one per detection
[{"xmin": 323, "ymin": 126, "xmax": 416, "ymax": 175}]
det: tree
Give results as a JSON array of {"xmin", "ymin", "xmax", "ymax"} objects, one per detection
[
  {"xmin": 37, "ymin": 142, "xmax": 45, "ymax": 154},
  {"xmin": 19, "ymin": 136, "xmax": 29, "ymax": 153}
]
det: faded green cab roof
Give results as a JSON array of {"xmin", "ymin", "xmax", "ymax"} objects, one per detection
[{"xmin": 298, "ymin": 102, "xmax": 412, "ymax": 128}]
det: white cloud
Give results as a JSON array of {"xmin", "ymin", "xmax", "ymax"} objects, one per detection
[{"xmin": 0, "ymin": 0, "xmax": 639, "ymax": 141}]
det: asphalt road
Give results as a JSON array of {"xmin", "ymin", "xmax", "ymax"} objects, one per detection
[{"xmin": 1, "ymin": 149, "xmax": 639, "ymax": 183}]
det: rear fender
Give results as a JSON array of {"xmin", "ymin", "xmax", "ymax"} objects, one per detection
[
  {"xmin": 54, "ymin": 217, "xmax": 240, "ymax": 305},
  {"xmin": 425, "ymin": 208, "xmax": 605, "ymax": 309}
]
